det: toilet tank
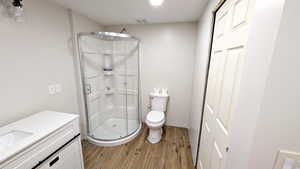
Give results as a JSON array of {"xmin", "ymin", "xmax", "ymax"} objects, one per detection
[{"xmin": 150, "ymin": 94, "xmax": 169, "ymax": 112}]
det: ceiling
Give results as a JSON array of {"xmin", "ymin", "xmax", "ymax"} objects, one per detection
[{"xmin": 50, "ymin": 0, "xmax": 208, "ymax": 25}]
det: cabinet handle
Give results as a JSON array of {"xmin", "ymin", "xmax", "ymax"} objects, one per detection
[{"xmin": 49, "ymin": 156, "xmax": 59, "ymax": 167}]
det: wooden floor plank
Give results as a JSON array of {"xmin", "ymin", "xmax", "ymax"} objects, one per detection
[{"xmin": 82, "ymin": 125, "xmax": 195, "ymax": 169}]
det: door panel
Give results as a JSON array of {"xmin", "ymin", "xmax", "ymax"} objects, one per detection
[
  {"xmin": 199, "ymin": 121, "xmax": 213, "ymax": 169},
  {"xmin": 209, "ymin": 142, "xmax": 224, "ymax": 169},
  {"xmin": 218, "ymin": 48, "xmax": 243, "ymax": 130},
  {"xmin": 207, "ymin": 51, "xmax": 226, "ymax": 115},
  {"xmin": 198, "ymin": 0, "xmax": 254, "ymax": 168},
  {"xmin": 232, "ymin": 0, "xmax": 249, "ymax": 28}
]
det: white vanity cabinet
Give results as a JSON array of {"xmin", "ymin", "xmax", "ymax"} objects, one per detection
[
  {"xmin": 38, "ymin": 138, "xmax": 83, "ymax": 169},
  {"xmin": 0, "ymin": 111, "xmax": 85, "ymax": 169}
]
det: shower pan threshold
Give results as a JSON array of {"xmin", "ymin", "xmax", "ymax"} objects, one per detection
[{"xmin": 87, "ymin": 118, "xmax": 142, "ymax": 147}]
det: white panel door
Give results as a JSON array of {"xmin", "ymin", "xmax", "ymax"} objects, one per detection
[{"xmin": 198, "ymin": 0, "xmax": 254, "ymax": 169}]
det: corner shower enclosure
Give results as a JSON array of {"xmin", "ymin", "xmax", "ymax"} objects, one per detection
[{"xmin": 77, "ymin": 32, "xmax": 141, "ymax": 146}]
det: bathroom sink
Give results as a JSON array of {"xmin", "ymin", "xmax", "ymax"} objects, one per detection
[{"xmin": 0, "ymin": 130, "xmax": 33, "ymax": 153}]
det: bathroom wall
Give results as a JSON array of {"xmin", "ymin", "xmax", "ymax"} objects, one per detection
[
  {"xmin": 0, "ymin": 0, "xmax": 102, "ymax": 127},
  {"xmin": 188, "ymin": 0, "xmax": 217, "ymax": 165},
  {"xmin": 244, "ymin": 0, "xmax": 300, "ymax": 168},
  {"xmin": 105, "ymin": 22, "xmax": 197, "ymax": 128}
]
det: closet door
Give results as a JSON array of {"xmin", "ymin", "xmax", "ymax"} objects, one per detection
[{"xmin": 198, "ymin": 0, "xmax": 254, "ymax": 169}]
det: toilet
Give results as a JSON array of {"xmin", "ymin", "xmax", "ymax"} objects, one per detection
[{"xmin": 146, "ymin": 89, "xmax": 169, "ymax": 144}]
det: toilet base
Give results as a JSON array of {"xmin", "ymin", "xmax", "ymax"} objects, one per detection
[{"xmin": 147, "ymin": 128, "xmax": 163, "ymax": 144}]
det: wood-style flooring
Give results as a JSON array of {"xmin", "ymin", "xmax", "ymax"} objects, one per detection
[{"xmin": 82, "ymin": 125, "xmax": 195, "ymax": 169}]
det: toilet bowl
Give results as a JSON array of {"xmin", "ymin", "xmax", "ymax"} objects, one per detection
[
  {"xmin": 146, "ymin": 111, "xmax": 165, "ymax": 144},
  {"xmin": 146, "ymin": 88, "xmax": 169, "ymax": 144}
]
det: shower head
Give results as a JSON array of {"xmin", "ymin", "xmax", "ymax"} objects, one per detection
[
  {"xmin": 0, "ymin": 0, "xmax": 24, "ymax": 20},
  {"xmin": 12, "ymin": 0, "xmax": 22, "ymax": 7},
  {"xmin": 5, "ymin": 0, "xmax": 24, "ymax": 20}
]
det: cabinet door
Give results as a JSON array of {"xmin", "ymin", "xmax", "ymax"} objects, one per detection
[{"xmin": 39, "ymin": 138, "xmax": 83, "ymax": 169}]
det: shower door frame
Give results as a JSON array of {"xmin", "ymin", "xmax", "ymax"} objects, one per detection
[{"xmin": 77, "ymin": 32, "xmax": 142, "ymax": 144}]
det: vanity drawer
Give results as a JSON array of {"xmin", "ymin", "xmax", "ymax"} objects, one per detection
[
  {"xmin": 38, "ymin": 137, "xmax": 83, "ymax": 169},
  {"xmin": 1, "ymin": 119, "xmax": 82, "ymax": 169}
]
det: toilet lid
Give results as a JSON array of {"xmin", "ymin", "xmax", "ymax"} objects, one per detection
[{"xmin": 147, "ymin": 111, "xmax": 165, "ymax": 124}]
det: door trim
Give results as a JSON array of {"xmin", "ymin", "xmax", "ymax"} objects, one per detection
[{"xmin": 195, "ymin": 0, "xmax": 227, "ymax": 168}]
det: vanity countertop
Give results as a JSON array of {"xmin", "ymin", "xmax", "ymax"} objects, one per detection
[{"xmin": 0, "ymin": 111, "xmax": 79, "ymax": 164}]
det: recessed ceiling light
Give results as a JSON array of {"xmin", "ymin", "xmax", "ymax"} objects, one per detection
[{"xmin": 149, "ymin": 0, "xmax": 164, "ymax": 7}]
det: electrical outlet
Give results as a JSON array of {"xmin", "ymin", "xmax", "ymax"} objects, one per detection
[{"xmin": 48, "ymin": 85, "xmax": 56, "ymax": 95}]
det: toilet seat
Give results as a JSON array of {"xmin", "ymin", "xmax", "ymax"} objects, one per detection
[{"xmin": 146, "ymin": 111, "xmax": 165, "ymax": 125}]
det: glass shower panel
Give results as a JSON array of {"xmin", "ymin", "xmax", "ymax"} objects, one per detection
[
  {"xmin": 78, "ymin": 32, "xmax": 141, "ymax": 145},
  {"xmin": 124, "ymin": 40, "xmax": 139, "ymax": 136},
  {"xmin": 79, "ymin": 35, "xmax": 104, "ymax": 136},
  {"xmin": 113, "ymin": 41, "xmax": 129, "ymax": 137},
  {"xmin": 80, "ymin": 36, "xmax": 127, "ymax": 140},
  {"xmin": 113, "ymin": 39, "xmax": 139, "ymax": 136}
]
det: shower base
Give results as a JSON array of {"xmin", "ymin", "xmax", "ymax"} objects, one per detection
[{"xmin": 87, "ymin": 118, "xmax": 142, "ymax": 147}]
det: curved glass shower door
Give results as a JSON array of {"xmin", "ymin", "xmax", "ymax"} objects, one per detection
[{"xmin": 78, "ymin": 32, "xmax": 140, "ymax": 143}]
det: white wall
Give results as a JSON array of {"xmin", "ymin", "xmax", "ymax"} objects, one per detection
[
  {"xmin": 72, "ymin": 12, "xmax": 103, "ymax": 34},
  {"xmin": 188, "ymin": 0, "xmax": 216, "ymax": 165},
  {"xmin": 246, "ymin": 0, "xmax": 300, "ymax": 168},
  {"xmin": 0, "ymin": 0, "xmax": 101, "ymax": 129},
  {"xmin": 105, "ymin": 23, "xmax": 197, "ymax": 128}
]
